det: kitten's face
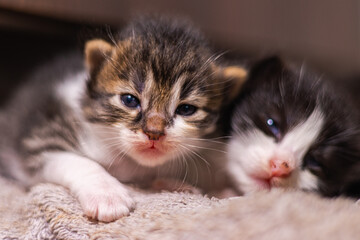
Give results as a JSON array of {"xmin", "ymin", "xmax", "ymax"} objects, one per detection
[
  {"xmin": 82, "ymin": 21, "xmax": 245, "ymax": 167},
  {"xmin": 228, "ymin": 57, "xmax": 360, "ymax": 197}
]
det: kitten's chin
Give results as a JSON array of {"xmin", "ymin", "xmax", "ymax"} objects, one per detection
[
  {"xmin": 131, "ymin": 150, "xmax": 171, "ymax": 167},
  {"xmin": 242, "ymin": 175, "xmax": 295, "ymax": 194}
]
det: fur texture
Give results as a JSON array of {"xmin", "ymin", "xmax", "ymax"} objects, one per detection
[
  {"xmin": 0, "ymin": 17, "xmax": 246, "ymax": 222},
  {"xmin": 1, "ymin": 175, "xmax": 360, "ymax": 240},
  {"xmin": 227, "ymin": 57, "xmax": 360, "ymax": 197}
]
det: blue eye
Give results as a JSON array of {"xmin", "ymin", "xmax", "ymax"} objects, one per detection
[
  {"xmin": 176, "ymin": 104, "xmax": 197, "ymax": 116},
  {"xmin": 267, "ymin": 118, "xmax": 274, "ymax": 126},
  {"xmin": 121, "ymin": 94, "xmax": 140, "ymax": 108},
  {"xmin": 266, "ymin": 118, "xmax": 281, "ymax": 138}
]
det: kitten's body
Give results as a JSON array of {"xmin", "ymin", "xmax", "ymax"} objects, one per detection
[
  {"xmin": 0, "ymin": 18, "xmax": 245, "ymax": 222},
  {"xmin": 227, "ymin": 57, "xmax": 360, "ymax": 197}
]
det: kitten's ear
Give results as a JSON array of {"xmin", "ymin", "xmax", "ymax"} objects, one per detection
[
  {"xmin": 250, "ymin": 56, "xmax": 284, "ymax": 79},
  {"xmin": 85, "ymin": 39, "xmax": 113, "ymax": 73},
  {"xmin": 215, "ymin": 65, "xmax": 248, "ymax": 104}
]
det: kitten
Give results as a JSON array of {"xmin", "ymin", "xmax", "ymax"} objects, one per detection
[
  {"xmin": 0, "ymin": 17, "xmax": 246, "ymax": 222},
  {"xmin": 227, "ymin": 56, "xmax": 360, "ymax": 198}
]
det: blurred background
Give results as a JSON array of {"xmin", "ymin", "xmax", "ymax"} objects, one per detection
[{"xmin": 0, "ymin": 0, "xmax": 359, "ymax": 105}]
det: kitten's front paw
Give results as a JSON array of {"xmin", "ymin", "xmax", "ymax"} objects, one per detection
[{"xmin": 77, "ymin": 180, "xmax": 135, "ymax": 222}]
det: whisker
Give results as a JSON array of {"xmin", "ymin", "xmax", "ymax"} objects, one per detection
[
  {"xmin": 182, "ymin": 149, "xmax": 199, "ymax": 187},
  {"xmin": 180, "ymin": 149, "xmax": 189, "ymax": 186},
  {"xmin": 182, "ymin": 143, "xmax": 227, "ymax": 153},
  {"xmin": 186, "ymin": 136, "xmax": 231, "ymax": 140},
  {"xmin": 178, "ymin": 144, "xmax": 210, "ymax": 167},
  {"xmin": 111, "ymin": 146, "xmax": 131, "ymax": 169},
  {"xmin": 179, "ymin": 137, "xmax": 230, "ymax": 146},
  {"xmin": 106, "ymin": 25, "xmax": 121, "ymax": 50}
]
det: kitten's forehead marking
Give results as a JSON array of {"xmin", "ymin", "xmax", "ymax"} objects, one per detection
[
  {"xmin": 141, "ymin": 70, "xmax": 155, "ymax": 110},
  {"xmin": 280, "ymin": 108, "xmax": 324, "ymax": 163},
  {"xmin": 131, "ymin": 70, "xmax": 145, "ymax": 94},
  {"xmin": 142, "ymin": 71, "xmax": 191, "ymax": 115},
  {"xmin": 169, "ymin": 75, "xmax": 187, "ymax": 113},
  {"xmin": 141, "ymin": 69, "xmax": 178, "ymax": 116}
]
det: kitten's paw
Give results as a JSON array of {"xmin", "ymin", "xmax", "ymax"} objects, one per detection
[{"xmin": 77, "ymin": 180, "xmax": 135, "ymax": 222}]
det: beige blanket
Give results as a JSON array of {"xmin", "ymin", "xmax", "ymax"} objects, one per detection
[{"xmin": 1, "ymin": 176, "xmax": 360, "ymax": 240}]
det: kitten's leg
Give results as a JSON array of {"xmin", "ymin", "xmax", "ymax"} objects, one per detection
[{"xmin": 41, "ymin": 151, "xmax": 134, "ymax": 222}]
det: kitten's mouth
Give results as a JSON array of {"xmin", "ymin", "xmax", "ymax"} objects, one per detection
[
  {"xmin": 137, "ymin": 142, "xmax": 163, "ymax": 154},
  {"xmin": 252, "ymin": 175, "xmax": 291, "ymax": 191},
  {"xmin": 129, "ymin": 138, "xmax": 178, "ymax": 167},
  {"xmin": 133, "ymin": 140, "xmax": 171, "ymax": 160},
  {"xmin": 145, "ymin": 140, "xmax": 161, "ymax": 151},
  {"xmin": 150, "ymin": 141, "xmax": 156, "ymax": 149}
]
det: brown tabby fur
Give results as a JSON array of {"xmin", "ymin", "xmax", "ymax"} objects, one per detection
[{"xmin": 0, "ymin": 16, "xmax": 246, "ymax": 222}]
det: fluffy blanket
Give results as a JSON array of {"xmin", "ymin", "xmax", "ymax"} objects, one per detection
[{"xmin": 1, "ymin": 176, "xmax": 360, "ymax": 240}]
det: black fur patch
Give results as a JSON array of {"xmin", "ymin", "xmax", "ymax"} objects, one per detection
[{"xmin": 230, "ymin": 56, "xmax": 360, "ymax": 198}]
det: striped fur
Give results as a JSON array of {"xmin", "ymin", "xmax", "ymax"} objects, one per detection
[{"xmin": 0, "ymin": 17, "xmax": 246, "ymax": 222}]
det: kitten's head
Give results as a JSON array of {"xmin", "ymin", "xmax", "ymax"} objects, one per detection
[
  {"xmin": 82, "ymin": 18, "xmax": 246, "ymax": 167},
  {"xmin": 228, "ymin": 56, "xmax": 360, "ymax": 197}
]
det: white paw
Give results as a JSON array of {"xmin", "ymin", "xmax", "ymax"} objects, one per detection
[{"xmin": 76, "ymin": 178, "xmax": 135, "ymax": 222}]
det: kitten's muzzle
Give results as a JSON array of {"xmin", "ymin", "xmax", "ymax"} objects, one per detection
[
  {"xmin": 143, "ymin": 115, "xmax": 166, "ymax": 141},
  {"xmin": 269, "ymin": 157, "xmax": 293, "ymax": 178}
]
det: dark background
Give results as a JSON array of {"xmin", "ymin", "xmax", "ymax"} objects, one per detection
[{"xmin": 0, "ymin": 0, "xmax": 359, "ymax": 105}]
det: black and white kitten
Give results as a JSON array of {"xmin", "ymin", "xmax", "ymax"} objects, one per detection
[
  {"xmin": 227, "ymin": 56, "xmax": 360, "ymax": 198},
  {"xmin": 0, "ymin": 17, "xmax": 246, "ymax": 222}
]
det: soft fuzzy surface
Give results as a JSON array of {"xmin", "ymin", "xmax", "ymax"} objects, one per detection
[{"xmin": 1, "ymin": 176, "xmax": 360, "ymax": 240}]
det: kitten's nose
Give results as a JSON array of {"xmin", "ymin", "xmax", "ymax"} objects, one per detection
[
  {"xmin": 145, "ymin": 131, "xmax": 164, "ymax": 141},
  {"xmin": 143, "ymin": 114, "xmax": 166, "ymax": 141},
  {"xmin": 269, "ymin": 158, "xmax": 292, "ymax": 178}
]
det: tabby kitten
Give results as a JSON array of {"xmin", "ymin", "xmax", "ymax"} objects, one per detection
[
  {"xmin": 227, "ymin": 56, "xmax": 360, "ymax": 198},
  {"xmin": 0, "ymin": 17, "xmax": 246, "ymax": 222}
]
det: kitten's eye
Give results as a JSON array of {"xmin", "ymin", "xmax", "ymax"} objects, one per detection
[
  {"xmin": 176, "ymin": 104, "xmax": 197, "ymax": 116},
  {"xmin": 121, "ymin": 94, "xmax": 140, "ymax": 108},
  {"xmin": 266, "ymin": 118, "xmax": 281, "ymax": 138},
  {"xmin": 303, "ymin": 153, "xmax": 323, "ymax": 175}
]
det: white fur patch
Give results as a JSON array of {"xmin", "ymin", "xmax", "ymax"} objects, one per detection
[
  {"xmin": 228, "ymin": 108, "xmax": 324, "ymax": 194},
  {"xmin": 228, "ymin": 129, "xmax": 275, "ymax": 193},
  {"xmin": 141, "ymin": 70, "xmax": 155, "ymax": 110},
  {"xmin": 169, "ymin": 75, "xmax": 186, "ymax": 113},
  {"xmin": 280, "ymin": 109, "xmax": 324, "ymax": 165},
  {"xmin": 41, "ymin": 151, "xmax": 134, "ymax": 222},
  {"xmin": 298, "ymin": 170, "xmax": 319, "ymax": 191},
  {"xmin": 56, "ymin": 71, "xmax": 87, "ymax": 111}
]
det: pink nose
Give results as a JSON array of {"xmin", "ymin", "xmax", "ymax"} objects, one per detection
[{"xmin": 269, "ymin": 158, "xmax": 292, "ymax": 178}]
